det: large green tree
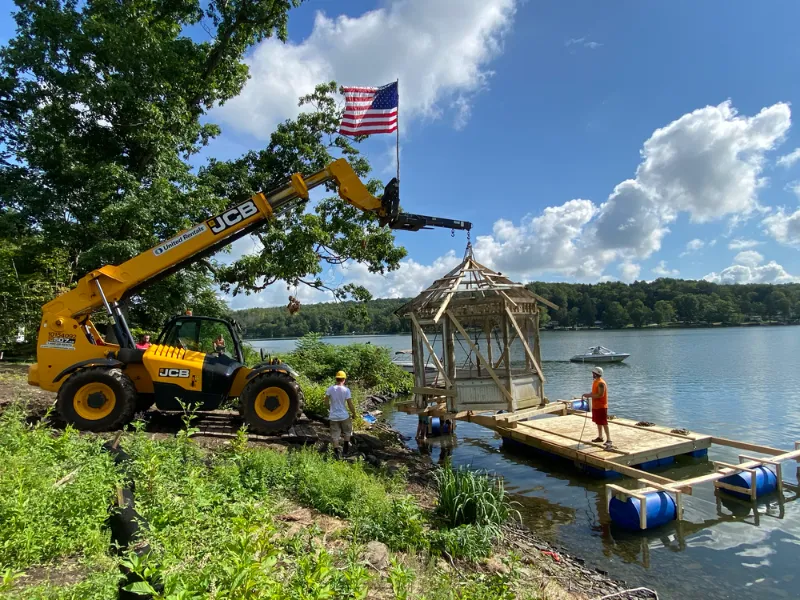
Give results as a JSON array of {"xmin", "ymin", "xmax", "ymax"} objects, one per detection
[{"xmin": 0, "ymin": 0, "xmax": 406, "ymax": 339}]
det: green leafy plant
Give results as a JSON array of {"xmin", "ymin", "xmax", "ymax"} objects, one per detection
[
  {"xmin": 387, "ymin": 557, "xmax": 415, "ymax": 600},
  {"xmin": 434, "ymin": 464, "xmax": 519, "ymax": 530},
  {"xmin": 0, "ymin": 406, "xmax": 120, "ymax": 568}
]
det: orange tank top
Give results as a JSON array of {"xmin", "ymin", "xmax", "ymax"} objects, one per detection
[{"xmin": 592, "ymin": 377, "xmax": 608, "ymax": 409}]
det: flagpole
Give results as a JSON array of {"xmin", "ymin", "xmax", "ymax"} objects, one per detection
[{"xmin": 395, "ymin": 78, "xmax": 400, "ymax": 184}]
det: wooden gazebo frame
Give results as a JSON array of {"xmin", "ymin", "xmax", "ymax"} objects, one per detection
[{"xmin": 395, "ymin": 246, "xmax": 557, "ymax": 414}]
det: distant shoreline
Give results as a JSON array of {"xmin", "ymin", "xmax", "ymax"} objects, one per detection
[{"xmin": 243, "ymin": 321, "xmax": 799, "ymax": 341}]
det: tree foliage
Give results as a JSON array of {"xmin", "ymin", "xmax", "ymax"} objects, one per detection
[
  {"xmin": 527, "ymin": 279, "xmax": 800, "ymax": 328},
  {"xmin": 228, "ymin": 279, "xmax": 800, "ymax": 338},
  {"xmin": 234, "ymin": 298, "xmax": 412, "ymax": 338},
  {"xmin": 0, "ymin": 0, "xmax": 406, "ymax": 342}
]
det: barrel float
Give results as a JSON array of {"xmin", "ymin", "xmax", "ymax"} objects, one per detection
[
  {"xmin": 572, "ymin": 399, "xmax": 589, "ymax": 412},
  {"xmin": 430, "ymin": 417, "xmax": 442, "ymax": 436},
  {"xmin": 609, "ymin": 491, "xmax": 676, "ymax": 530},
  {"xmin": 719, "ymin": 466, "xmax": 778, "ymax": 500}
]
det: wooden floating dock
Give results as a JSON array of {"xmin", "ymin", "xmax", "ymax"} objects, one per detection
[{"xmin": 400, "ymin": 398, "xmax": 800, "ymax": 530}]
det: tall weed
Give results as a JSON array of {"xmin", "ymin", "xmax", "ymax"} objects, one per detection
[
  {"xmin": 0, "ymin": 406, "xmax": 120, "ymax": 568},
  {"xmin": 434, "ymin": 464, "xmax": 518, "ymax": 529}
]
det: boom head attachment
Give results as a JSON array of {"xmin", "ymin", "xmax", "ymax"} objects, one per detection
[{"xmin": 378, "ymin": 177, "xmax": 472, "ymax": 233}]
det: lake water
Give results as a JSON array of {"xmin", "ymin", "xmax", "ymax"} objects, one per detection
[{"xmin": 249, "ymin": 328, "xmax": 800, "ymax": 599}]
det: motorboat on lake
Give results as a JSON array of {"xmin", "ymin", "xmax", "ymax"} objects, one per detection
[
  {"xmin": 569, "ymin": 345, "xmax": 630, "ymax": 363},
  {"xmin": 392, "ymin": 350, "xmax": 439, "ymax": 375}
]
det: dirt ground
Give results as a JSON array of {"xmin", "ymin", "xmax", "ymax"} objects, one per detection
[{"xmin": 0, "ymin": 363, "xmax": 656, "ymax": 599}]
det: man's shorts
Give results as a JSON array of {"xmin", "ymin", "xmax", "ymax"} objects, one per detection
[
  {"xmin": 330, "ymin": 418, "xmax": 353, "ymax": 446},
  {"xmin": 591, "ymin": 408, "xmax": 608, "ymax": 426}
]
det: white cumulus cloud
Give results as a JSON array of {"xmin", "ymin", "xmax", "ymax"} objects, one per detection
[
  {"xmin": 618, "ymin": 262, "xmax": 641, "ymax": 283},
  {"xmin": 777, "ymin": 148, "xmax": 800, "ymax": 168},
  {"xmin": 733, "ymin": 250, "xmax": 764, "ymax": 268},
  {"xmin": 728, "ymin": 238, "xmax": 763, "ymax": 250},
  {"xmin": 651, "ymin": 260, "xmax": 679, "ymax": 277},
  {"xmin": 472, "ymin": 199, "xmax": 602, "ymax": 279},
  {"xmin": 212, "ymin": 0, "xmax": 517, "ymax": 139},
  {"xmin": 704, "ymin": 261, "xmax": 799, "ymax": 284},
  {"xmin": 704, "ymin": 249, "xmax": 798, "ymax": 284},
  {"xmin": 762, "ymin": 207, "xmax": 800, "ymax": 247},
  {"xmin": 680, "ymin": 238, "xmax": 705, "ymax": 256}
]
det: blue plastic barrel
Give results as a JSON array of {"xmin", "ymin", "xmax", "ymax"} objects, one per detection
[
  {"xmin": 609, "ymin": 491, "xmax": 677, "ymax": 530},
  {"xmin": 572, "ymin": 399, "xmax": 589, "ymax": 412},
  {"xmin": 430, "ymin": 417, "xmax": 442, "ymax": 436},
  {"xmin": 719, "ymin": 466, "xmax": 778, "ymax": 500}
]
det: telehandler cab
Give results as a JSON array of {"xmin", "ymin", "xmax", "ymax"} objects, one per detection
[{"xmin": 27, "ymin": 160, "xmax": 471, "ymax": 433}]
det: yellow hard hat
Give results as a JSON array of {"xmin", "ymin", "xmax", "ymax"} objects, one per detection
[{"xmin": 335, "ymin": 370, "xmax": 347, "ymax": 379}]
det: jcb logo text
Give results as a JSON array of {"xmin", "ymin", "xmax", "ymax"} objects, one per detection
[
  {"xmin": 207, "ymin": 200, "xmax": 258, "ymax": 234},
  {"xmin": 158, "ymin": 368, "xmax": 190, "ymax": 378}
]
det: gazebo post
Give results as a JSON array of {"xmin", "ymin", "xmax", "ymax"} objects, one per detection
[
  {"xmin": 501, "ymin": 301, "xmax": 514, "ymax": 411},
  {"xmin": 443, "ymin": 317, "xmax": 456, "ymax": 384},
  {"xmin": 484, "ymin": 319, "xmax": 493, "ymax": 379},
  {"xmin": 412, "ymin": 325, "xmax": 426, "ymax": 408},
  {"xmin": 524, "ymin": 313, "xmax": 533, "ymax": 371}
]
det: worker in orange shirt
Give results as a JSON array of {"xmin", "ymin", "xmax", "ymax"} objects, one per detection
[{"xmin": 582, "ymin": 366, "xmax": 612, "ymax": 449}]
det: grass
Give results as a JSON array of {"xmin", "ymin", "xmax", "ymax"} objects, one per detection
[
  {"xmin": 434, "ymin": 464, "xmax": 519, "ymax": 529},
  {"xmin": 0, "ymin": 400, "xmax": 551, "ymax": 599},
  {"xmin": 0, "ymin": 405, "xmax": 120, "ymax": 569}
]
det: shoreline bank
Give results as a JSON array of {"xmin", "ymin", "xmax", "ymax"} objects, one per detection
[{"xmin": 0, "ymin": 363, "xmax": 656, "ymax": 599}]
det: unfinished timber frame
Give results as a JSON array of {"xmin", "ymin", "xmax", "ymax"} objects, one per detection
[{"xmin": 395, "ymin": 245, "xmax": 558, "ymax": 414}]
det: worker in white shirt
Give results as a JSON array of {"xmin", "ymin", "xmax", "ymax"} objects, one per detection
[{"xmin": 325, "ymin": 370, "xmax": 356, "ymax": 457}]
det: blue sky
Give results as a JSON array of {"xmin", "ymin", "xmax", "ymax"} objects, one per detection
[{"xmin": 3, "ymin": 0, "xmax": 800, "ymax": 307}]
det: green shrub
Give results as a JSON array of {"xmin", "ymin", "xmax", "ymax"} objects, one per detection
[
  {"xmin": 434, "ymin": 464, "xmax": 518, "ymax": 529},
  {"xmin": 0, "ymin": 406, "xmax": 120, "ymax": 568},
  {"xmin": 287, "ymin": 334, "xmax": 412, "ymax": 395},
  {"xmin": 296, "ymin": 374, "xmax": 328, "ymax": 418}
]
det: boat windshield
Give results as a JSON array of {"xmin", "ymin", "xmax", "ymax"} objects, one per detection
[{"xmin": 588, "ymin": 346, "xmax": 613, "ymax": 355}]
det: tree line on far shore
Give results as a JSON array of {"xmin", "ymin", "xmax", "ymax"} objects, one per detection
[{"xmin": 232, "ymin": 279, "xmax": 800, "ymax": 338}]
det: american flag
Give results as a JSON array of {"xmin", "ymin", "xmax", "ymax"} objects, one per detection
[{"xmin": 339, "ymin": 82, "xmax": 398, "ymax": 136}]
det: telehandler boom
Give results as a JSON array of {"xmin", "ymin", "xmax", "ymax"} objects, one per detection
[{"xmin": 28, "ymin": 161, "xmax": 471, "ymax": 433}]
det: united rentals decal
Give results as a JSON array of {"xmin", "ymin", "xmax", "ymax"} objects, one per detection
[
  {"xmin": 153, "ymin": 224, "xmax": 207, "ymax": 256},
  {"xmin": 41, "ymin": 332, "xmax": 77, "ymax": 350}
]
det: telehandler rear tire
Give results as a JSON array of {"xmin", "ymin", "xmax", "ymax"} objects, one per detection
[
  {"xmin": 239, "ymin": 371, "xmax": 304, "ymax": 434},
  {"xmin": 56, "ymin": 367, "xmax": 138, "ymax": 432}
]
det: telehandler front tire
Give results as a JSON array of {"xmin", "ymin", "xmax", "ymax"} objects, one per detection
[
  {"xmin": 239, "ymin": 372, "xmax": 304, "ymax": 434},
  {"xmin": 56, "ymin": 367, "xmax": 138, "ymax": 432}
]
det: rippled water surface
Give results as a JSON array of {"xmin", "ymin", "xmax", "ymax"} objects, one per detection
[{"xmin": 250, "ymin": 327, "xmax": 800, "ymax": 599}]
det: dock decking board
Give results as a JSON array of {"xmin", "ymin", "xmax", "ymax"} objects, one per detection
[
  {"xmin": 510, "ymin": 414, "xmax": 712, "ymax": 468},
  {"xmin": 460, "ymin": 408, "xmax": 712, "ymax": 476}
]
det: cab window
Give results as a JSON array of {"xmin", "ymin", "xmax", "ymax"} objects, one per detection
[{"xmin": 162, "ymin": 319, "xmax": 235, "ymax": 357}]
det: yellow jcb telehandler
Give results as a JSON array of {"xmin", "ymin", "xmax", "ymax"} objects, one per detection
[{"xmin": 28, "ymin": 161, "xmax": 471, "ymax": 433}]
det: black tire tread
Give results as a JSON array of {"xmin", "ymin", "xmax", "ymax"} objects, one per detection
[
  {"xmin": 239, "ymin": 371, "xmax": 303, "ymax": 434},
  {"xmin": 56, "ymin": 367, "xmax": 138, "ymax": 432}
]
